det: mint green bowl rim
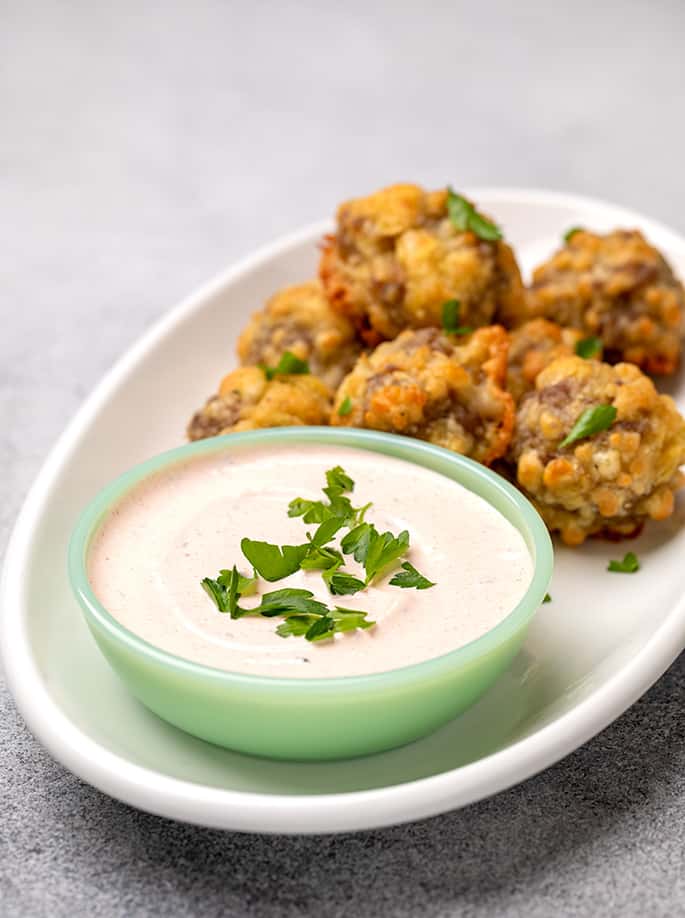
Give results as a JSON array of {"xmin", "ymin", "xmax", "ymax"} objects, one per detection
[{"xmin": 68, "ymin": 427, "xmax": 553, "ymax": 694}]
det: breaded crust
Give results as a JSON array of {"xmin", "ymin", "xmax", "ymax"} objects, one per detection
[
  {"xmin": 331, "ymin": 326, "xmax": 515, "ymax": 465},
  {"xmin": 507, "ymin": 319, "xmax": 585, "ymax": 402},
  {"xmin": 511, "ymin": 355, "xmax": 685, "ymax": 545},
  {"xmin": 526, "ymin": 230, "xmax": 685, "ymax": 375},
  {"xmin": 236, "ymin": 280, "xmax": 361, "ymax": 389},
  {"xmin": 320, "ymin": 183, "xmax": 525, "ymax": 345},
  {"xmin": 187, "ymin": 366, "xmax": 332, "ymax": 440}
]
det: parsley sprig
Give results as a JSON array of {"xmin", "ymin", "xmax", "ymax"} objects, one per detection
[
  {"xmin": 441, "ymin": 299, "xmax": 472, "ymax": 336},
  {"xmin": 260, "ymin": 350, "xmax": 310, "ymax": 380},
  {"xmin": 575, "ymin": 336, "xmax": 603, "ymax": 359},
  {"xmin": 447, "ymin": 188, "xmax": 502, "ymax": 241},
  {"xmin": 608, "ymin": 552, "xmax": 640, "ymax": 574},
  {"xmin": 201, "ymin": 466, "xmax": 434, "ymax": 642},
  {"xmin": 560, "ymin": 404, "xmax": 617, "ymax": 448}
]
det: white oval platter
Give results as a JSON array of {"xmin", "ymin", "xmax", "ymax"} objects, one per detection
[{"xmin": 3, "ymin": 189, "xmax": 685, "ymax": 834}]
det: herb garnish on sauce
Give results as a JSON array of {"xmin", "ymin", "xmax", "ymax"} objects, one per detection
[{"xmin": 201, "ymin": 466, "xmax": 434, "ymax": 641}]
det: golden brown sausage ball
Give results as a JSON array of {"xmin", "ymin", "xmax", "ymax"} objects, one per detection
[
  {"xmin": 320, "ymin": 183, "xmax": 525, "ymax": 345},
  {"xmin": 331, "ymin": 326, "xmax": 514, "ymax": 465},
  {"xmin": 187, "ymin": 366, "xmax": 332, "ymax": 441},
  {"xmin": 511, "ymin": 356, "xmax": 685, "ymax": 545},
  {"xmin": 507, "ymin": 319, "xmax": 586, "ymax": 402},
  {"xmin": 527, "ymin": 230, "xmax": 685, "ymax": 375},
  {"xmin": 236, "ymin": 281, "xmax": 361, "ymax": 389}
]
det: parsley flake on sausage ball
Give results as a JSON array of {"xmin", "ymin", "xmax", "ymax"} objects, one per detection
[
  {"xmin": 510, "ymin": 355, "xmax": 685, "ymax": 545},
  {"xmin": 331, "ymin": 326, "xmax": 515, "ymax": 465},
  {"xmin": 237, "ymin": 281, "xmax": 361, "ymax": 390},
  {"xmin": 320, "ymin": 183, "xmax": 525, "ymax": 345}
]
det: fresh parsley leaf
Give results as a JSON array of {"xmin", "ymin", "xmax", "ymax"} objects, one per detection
[
  {"xmin": 330, "ymin": 607, "xmax": 375, "ymax": 633},
  {"xmin": 575, "ymin": 336, "xmax": 603, "ymax": 359},
  {"xmin": 240, "ymin": 538, "xmax": 309, "ymax": 581},
  {"xmin": 388, "ymin": 561, "xmax": 435, "ymax": 590},
  {"xmin": 305, "ymin": 615, "xmax": 335, "ymax": 642},
  {"xmin": 543, "ymin": 593, "xmax": 552, "ymax": 603},
  {"xmin": 340, "ymin": 522, "xmax": 375, "ymax": 563},
  {"xmin": 308, "ymin": 517, "xmax": 346, "ymax": 548},
  {"xmin": 300, "ymin": 546, "xmax": 344, "ymax": 570},
  {"xmin": 559, "ymin": 404, "xmax": 617, "ymax": 448},
  {"xmin": 289, "ymin": 467, "xmax": 366, "ymax": 527},
  {"xmin": 326, "ymin": 466, "xmax": 354, "ymax": 493},
  {"xmin": 260, "ymin": 350, "xmax": 310, "ymax": 381},
  {"xmin": 338, "ymin": 396, "xmax": 353, "ymax": 417},
  {"xmin": 275, "ymin": 615, "xmax": 321, "ymax": 638},
  {"xmin": 250, "ymin": 588, "xmax": 330, "ymax": 618},
  {"xmin": 441, "ymin": 299, "xmax": 472, "ymax": 336},
  {"xmin": 442, "ymin": 299, "xmax": 460, "ymax": 333},
  {"xmin": 201, "ymin": 577, "xmax": 230, "ymax": 613},
  {"xmin": 201, "ymin": 565, "xmax": 253, "ymax": 618},
  {"xmin": 447, "ymin": 187, "xmax": 502, "ymax": 241},
  {"xmin": 363, "ymin": 528, "xmax": 410, "ymax": 584},
  {"xmin": 564, "ymin": 226, "xmax": 583, "ymax": 243},
  {"xmin": 325, "ymin": 571, "xmax": 366, "ymax": 596},
  {"xmin": 218, "ymin": 568, "xmax": 257, "ymax": 597},
  {"xmin": 607, "ymin": 552, "xmax": 640, "ymax": 573}
]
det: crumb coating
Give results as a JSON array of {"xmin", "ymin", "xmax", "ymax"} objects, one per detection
[
  {"xmin": 526, "ymin": 230, "xmax": 684, "ymax": 375},
  {"xmin": 331, "ymin": 326, "xmax": 514, "ymax": 465},
  {"xmin": 320, "ymin": 183, "xmax": 524, "ymax": 344},
  {"xmin": 507, "ymin": 319, "xmax": 585, "ymax": 402},
  {"xmin": 187, "ymin": 366, "xmax": 332, "ymax": 440},
  {"xmin": 511, "ymin": 356, "xmax": 685, "ymax": 544},
  {"xmin": 237, "ymin": 280, "xmax": 361, "ymax": 389}
]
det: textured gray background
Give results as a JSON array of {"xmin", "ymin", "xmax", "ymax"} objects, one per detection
[{"xmin": 2, "ymin": 1, "xmax": 685, "ymax": 915}]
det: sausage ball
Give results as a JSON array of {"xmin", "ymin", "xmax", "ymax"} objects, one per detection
[
  {"xmin": 331, "ymin": 326, "xmax": 515, "ymax": 465},
  {"xmin": 511, "ymin": 356, "xmax": 685, "ymax": 545},
  {"xmin": 507, "ymin": 319, "xmax": 586, "ymax": 402},
  {"xmin": 187, "ymin": 366, "xmax": 332, "ymax": 441},
  {"xmin": 236, "ymin": 280, "xmax": 361, "ymax": 389},
  {"xmin": 320, "ymin": 183, "xmax": 525, "ymax": 345},
  {"xmin": 527, "ymin": 229, "xmax": 685, "ymax": 375}
]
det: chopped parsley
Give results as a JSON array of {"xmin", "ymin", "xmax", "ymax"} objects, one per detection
[
  {"xmin": 338, "ymin": 396, "xmax": 353, "ymax": 417},
  {"xmin": 260, "ymin": 350, "xmax": 310, "ymax": 380},
  {"xmin": 441, "ymin": 299, "xmax": 472, "ymax": 336},
  {"xmin": 607, "ymin": 552, "xmax": 640, "ymax": 574},
  {"xmin": 543, "ymin": 593, "xmax": 552, "ymax": 603},
  {"xmin": 201, "ymin": 465, "xmax": 434, "ymax": 641},
  {"xmin": 201, "ymin": 566, "xmax": 256, "ymax": 618},
  {"xmin": 575, "ymin": 336, "xmax": 603, "ymax": 359},
  {"xmin": 564, "ymin": 226, "xmax": 583, "ymax": 243},
  {"xmin": 324, "ymin": 570, "xmax": 366, "ymax": 596},
  {"xmin": 389, "ymin": 562, "xmax": 436, "ymax": 591},
  {"xmin": 559, "ymin": 404, "xmax": 617, "ymax": 448},
  {"xmin": 240, "ymin": 539, "xmax": 309, "ymax": 582},
  {"xmin": 447, "ymin": 188, "xmax": 502, "ymax": 241}
]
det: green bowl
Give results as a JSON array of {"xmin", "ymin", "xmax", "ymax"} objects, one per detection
[{"xmin": 69, "ymin": 427, "xmax": 553, "ymax": 761}]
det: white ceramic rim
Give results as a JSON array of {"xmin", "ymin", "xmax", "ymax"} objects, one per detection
[{"xmin": 3, "ymin": 188, "xmax": 685, "ymax": 835}]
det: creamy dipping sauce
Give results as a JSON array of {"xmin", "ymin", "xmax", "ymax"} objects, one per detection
[{"xmin": 88, "ymin": 445, "xmax": 533, "ymax": 678}]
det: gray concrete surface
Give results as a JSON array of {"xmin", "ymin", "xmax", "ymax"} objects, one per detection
[{"xmin": 2, "ymin": 1, "xmax": 685, "ymax": 914}]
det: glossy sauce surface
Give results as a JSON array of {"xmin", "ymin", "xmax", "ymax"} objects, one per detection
[{"xmin": 88, "ymin": 445, "xmax": 533, "ymax": 678}]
